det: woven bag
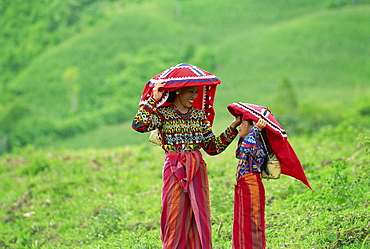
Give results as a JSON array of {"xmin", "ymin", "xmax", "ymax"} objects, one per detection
[
  {"xmin": 260, "ymin": 133, "xmax": 281, "ymax": 179},
  {"xmin": 261, "ymin": 154, "xmax": 281, "ymax": 179},
  {"xmin": 148, "ymin": 129, "xmax": 162, "ymax": 146}
]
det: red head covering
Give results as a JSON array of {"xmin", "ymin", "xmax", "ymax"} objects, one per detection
[
  {"xmin": 228, "ymin": 102, "xmax": 312, "ymax": 190},
  {"xmin": 139, "ymin": 63, "xmax": 221, "ymax": 125}
]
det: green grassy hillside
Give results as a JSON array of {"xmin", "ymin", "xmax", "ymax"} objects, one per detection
[
  {"xmin": 216, "ymin": 6, "xmax": 370, "ymax": 109},
  {"xmin": 1, "ymin": 1, "xmax": 369, "ymax": 152},
  {"xmin": 0, "ymin": 120, "xmax": 369, "ymax": 248},
  {"xmin": 1, "ymin": 1, "xmax": 369, "ymax": 248},
  {"xmin": 52, "ymin": 4, "xmax": 370, "ymax": 150}
]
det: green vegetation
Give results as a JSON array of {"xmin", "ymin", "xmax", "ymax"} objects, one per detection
[
  {"xmin": 1, "ymin": 0, "xmax": 369, "ymax": 152},
  {"xmin": 0, "ymin": 0, "xmax": 369, "ymax": 248},
  {"xmin": 0, "ymin": 120, "xmax": 369, "ymax": 248}
]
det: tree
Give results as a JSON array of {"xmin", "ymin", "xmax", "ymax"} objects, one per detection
[
  {"xmin": 274, "ymin": 76, "xmax": 298, "ymax": 114},
  {"xmin": 62, "ymin": 67, "xmax": 80, "ymax": 113}
]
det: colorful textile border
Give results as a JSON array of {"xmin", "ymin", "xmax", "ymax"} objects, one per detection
[{"xmin": 139, "ymin": 63, "xmax": 221, "ymax": 125}]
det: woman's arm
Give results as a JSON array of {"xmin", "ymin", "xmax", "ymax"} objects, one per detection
[
  {"xmin": 132, "ymin": 81, "xmax": 165, "ymax": 133},
  {"xmin": 202, "ymin": 117, "xmax": 239, "ymax": 155},
  {"xmin": 132, "ymin": 97, "xmax": 161, "ymax": 133}
]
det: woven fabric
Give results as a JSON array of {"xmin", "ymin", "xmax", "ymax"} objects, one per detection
[
  {"xmin": 233, "ymin": 173, "xmax": 266, "ymax": 249},
  {"xmin": 227, "ymin": 102, "xmax": 312, "ymax": 190},
  {"xmin": 235, "ymin": 126, "xmax": 267, "ymax": 179},
  {"xmin": 139, "ymin": 63, "xmax": 221, "ymax": 125},
  {"xmin": 132, "ymin": 97, "xmax": 237, "ymax": 154},
  {"xmin": 161, "ymin": 150, "xmax": 212, "ymax": 249}
]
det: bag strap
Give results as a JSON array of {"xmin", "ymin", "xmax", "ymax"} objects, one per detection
[{"xmin": 260, "ymin": 130, "xmax": 272, "ymax": 161}]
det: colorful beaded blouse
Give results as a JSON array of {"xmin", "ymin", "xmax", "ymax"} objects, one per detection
[
  {"xmin": 132, "ymin": 97, "xmax": 237, "ymax": 155},
  {"xmin": 235, "ymin": 126, "xmax": 267, "ymax": 179}
]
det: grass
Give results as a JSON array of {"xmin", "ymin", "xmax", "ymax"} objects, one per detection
[
  {"xmin": 1, "ymin": 120, "xmax": 369, "ymax": 248},
  {"xmin": 51, "ymin": 123, "xmax": 148, "ymax": 150},
  {"xmin": 1, "ymin": 1, "xmax": 369, "ymax": 247}
]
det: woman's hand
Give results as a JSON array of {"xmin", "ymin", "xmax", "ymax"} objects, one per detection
[
  {"xmin": 256, "ymin": 118, "xmax": 267, "ymax": 130},
  {"xmin": 230, "ymin": 115, "xmax": 242, "ymax": 130},
  {"xmin": 153, "ymin": 80, "xmax": 166, "ymax": 101}
]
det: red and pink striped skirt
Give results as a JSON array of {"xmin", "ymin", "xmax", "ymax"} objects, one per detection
[{"xmin": 233, "ymin": 173, "xmax": 266, "ymax": 249}]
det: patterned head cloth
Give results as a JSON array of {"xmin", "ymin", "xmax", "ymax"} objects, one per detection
[
  {"xmin": 227, "ymin": 102, "xmax": 312, "ymax": 190},
  {"xmin": 139, "ymin": 63, "xmax": 221, "ymax": 125}
]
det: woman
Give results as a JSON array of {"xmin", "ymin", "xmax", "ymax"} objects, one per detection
[
  {"xmin": 132, "ymin": 81, "xmax": 241, "ymax": 249},
  {"xmin": 233, "ymin": 119, "xmax": 267, "ymax": 249}
]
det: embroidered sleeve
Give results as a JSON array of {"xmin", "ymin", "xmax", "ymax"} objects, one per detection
[
  {"xmin": 202, "ymin": 116, "xmax": 238, "ymax": 155},
  {"xmin": 132, "ymin": 97, "xmax": 161, "ymax": 133}
]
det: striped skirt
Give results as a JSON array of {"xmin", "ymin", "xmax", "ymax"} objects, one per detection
[
  {"xmin": 161, "ymin": 150, "xmax": 212, "ymax": 249},
  {"xmin": 232, "ymin": 173, "xmax": 266, "ymax": 249}
]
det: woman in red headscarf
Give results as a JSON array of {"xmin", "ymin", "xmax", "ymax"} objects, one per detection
[{"xmin": 132, "ymin": 80, "xmax": 241, "ymax": 249}]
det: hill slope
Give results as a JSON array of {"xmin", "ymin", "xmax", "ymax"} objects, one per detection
[
  {"xmin": 1, "ymin": 1, "xmax": 369, "ymax": 151},
  {"xmin": 216, "ymin": 6, "xmax": 370, "ymax": 109}
]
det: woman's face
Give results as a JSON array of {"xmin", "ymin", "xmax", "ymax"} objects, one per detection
[
  {"xmin": 176, "ymin": 86, "xmax": 199, "ymax": 109},
  {"xmin": 239, "ymin": 120, "xmax": 253, "ymax": 138}
]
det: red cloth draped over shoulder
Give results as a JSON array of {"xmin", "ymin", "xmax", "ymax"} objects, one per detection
[{"xmin": 227, "ymin": 102, "xmax": 312, "ymax": 190}]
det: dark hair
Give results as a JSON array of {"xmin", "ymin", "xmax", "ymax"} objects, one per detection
[
  {"xmin": 261, "ymin": 129, "xmax": 272, "ymax": 153},
  {"xmin": 260, "ymin": 128, "xmax": 273, "ymax": 172},
  {"xmin": 166, "ymin": 91, "xmax": 176, "ymax": 103}
]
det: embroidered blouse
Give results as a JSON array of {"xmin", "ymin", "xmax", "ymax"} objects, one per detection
[
  {"xmin": 132, "ymin": 97, "xmax": 238, "ymax": 155},
  {"xmin": 235, "ymin": 126, "xmax": 267, "ymax": 179}
]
